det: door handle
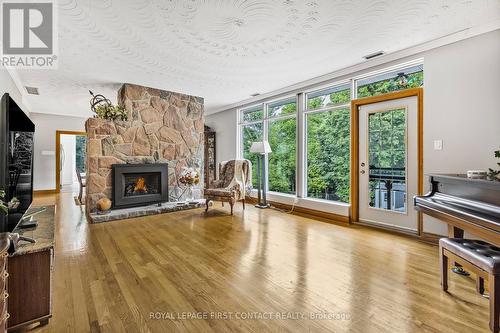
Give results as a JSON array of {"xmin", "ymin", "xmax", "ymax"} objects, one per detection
[{"xmin": 360, "ymin": 170, "xmax": 365, "ymax": 174}]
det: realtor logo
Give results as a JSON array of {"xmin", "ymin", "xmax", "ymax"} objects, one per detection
[{"xmin": 1, "ymin": 1, "xmax": 57, "ymax": 68}]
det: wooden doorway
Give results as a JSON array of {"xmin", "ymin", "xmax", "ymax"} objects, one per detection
[
  {"xmin": 350, "ymin": 88, "xmax": 423, "ymax": 235},
  {"xmin": 55, "ymin": 130, "xmax": 87, "ymax": 194}
]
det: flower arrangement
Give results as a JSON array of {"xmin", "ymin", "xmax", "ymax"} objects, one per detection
[{"xmin": 179, "ymin": 168, "xmax": 200, "ymax": 186}]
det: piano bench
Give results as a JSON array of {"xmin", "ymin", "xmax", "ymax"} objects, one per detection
[{"xmin": 439, "ymin": 238, "xmax": 500, "ymax": 333}]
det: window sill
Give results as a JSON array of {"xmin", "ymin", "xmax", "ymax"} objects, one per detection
[{"xmin": 249, "ymin": 190, "xmax": 350, "ymax": 217}]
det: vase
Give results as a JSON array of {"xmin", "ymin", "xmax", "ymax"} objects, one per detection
[{"xmin": 185, "ymin": 185, "xmax": 194, "ymax": 203}]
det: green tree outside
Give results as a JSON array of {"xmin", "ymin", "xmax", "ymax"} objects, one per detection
[{"xmin": 76, "ymin": 135, "xmax": 86, "ymax": 172}]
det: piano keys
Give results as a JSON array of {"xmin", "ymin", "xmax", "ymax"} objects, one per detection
[{"xmin": 414, "ymin": 174, "xmax": 500, "ymax": 246}]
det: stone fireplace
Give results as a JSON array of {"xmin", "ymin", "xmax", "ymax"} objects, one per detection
[
  {"xmin": 85, "ymin": 83, "xmax": 204, "ymax": 219},
  {"xmin": 112, "ymin": 163, "xmax": 168, "ymax": 209}
]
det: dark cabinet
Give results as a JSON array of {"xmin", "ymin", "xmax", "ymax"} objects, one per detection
[
  {"xmin": 7, "ymin": 206, "xmax": 54, "ymax": 331},
  {"xmin": 0, "ymin": 234, "xmax": 9, "ymax": 333},
  {"xmin": 204, "ymin": 126, "xmax": 216, "ymax": 188}
]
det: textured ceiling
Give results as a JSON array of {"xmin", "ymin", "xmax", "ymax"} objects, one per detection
[{"xmin": 15, "ymin": 0, "xmax": 500, "ymax": 117}]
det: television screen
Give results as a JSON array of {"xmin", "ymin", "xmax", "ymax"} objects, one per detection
[{"xmin": 0, "ymin": 93, "xmax": 35, "ymax": 232}]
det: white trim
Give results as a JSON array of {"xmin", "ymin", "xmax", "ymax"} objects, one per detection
[
  {"xmin": 249, "ymin": 190, "xmax": 350, "ymax": 216},
  {"xmin": 209, "ymin": 25, "xmax": 499, "ymax": 115},
  {"xmin": 267, "ymin": 113, "xmax": 296, "ymax": 122},
  {"xmin": 302, "ymin": 105, "xmax": 351, "ymax": 203},
  {"xmin": 296, "ymin": 92, "xmax": 306, "ymax": 198},
  {"xmin": 238, "ymin": 103, "xmax": 264, "ymax": 124},
  {"xmin": 351, "ymin": 58, "xmax": 424, "ymax": 81},
  {"xmin": 303, "ymin": 79, "xmax": 351, "ymax": 96},
  {"xmin": 264, "ymin": 94, "xmax": 298, "ymax": 108},
  {"xmin": 303, "ymin": 103, "xmax": 350, "ymax": 116}
]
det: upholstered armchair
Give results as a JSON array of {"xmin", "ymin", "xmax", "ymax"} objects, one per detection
[{"xmin": 204, "ymin": 159, "xmax": 252, "ymax": 215}]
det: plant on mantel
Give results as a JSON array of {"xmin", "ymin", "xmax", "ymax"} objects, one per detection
[
  {"xmin": 93, "ymin": 104, "xmax": 128, "ymax": 121},
  {"xmin": 487, "ymin": 149, "xmax": 500, "ymax": 181},
  {"xmin": 0, "ymin": 190, "xmax": 20, "ymax": 215},
  {"xmin": 89, "ymin": 90, "xmax": 128, "ymax": 121}
]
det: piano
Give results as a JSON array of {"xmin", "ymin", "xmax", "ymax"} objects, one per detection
[{"xmin": 414, "ymin": 174, "xmax": 500, "ymax": 246}]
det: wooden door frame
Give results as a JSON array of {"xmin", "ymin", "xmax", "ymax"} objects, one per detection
[
  {"xmin": 350, "ymin": 88, "xmax": 424, "ymax": 235},
  {"xmin": 55, "ymin": 130, "xmax": 87, "ymax": 193}
]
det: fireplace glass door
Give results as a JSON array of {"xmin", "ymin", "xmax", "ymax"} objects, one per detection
[
  {"xmin": 112, "ymin": 163, "xmax": 168, "ymax": 209},
  {"xmin": 123, "ymin": 172, "xmax": 161, "ymax": 197}
]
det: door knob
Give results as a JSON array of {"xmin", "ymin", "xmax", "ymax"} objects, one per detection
[{"xmin": 360, "ymin": 170, "xmax": 365, "ymax": 174}]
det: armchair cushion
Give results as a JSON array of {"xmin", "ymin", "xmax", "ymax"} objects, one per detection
[
  {"xmin": 204, "ymin": 188, "xmax": 235, "ymax": 198},
  {"xmin": 209, "ymin": 179, "xmax": 225, "ymax": 189}
]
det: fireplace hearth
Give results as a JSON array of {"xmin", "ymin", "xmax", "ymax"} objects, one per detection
[{"xmin": 112, "ymin": 164, "xmax": 168, "ymax": 209}]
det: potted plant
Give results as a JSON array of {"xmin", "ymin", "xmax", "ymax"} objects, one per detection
[
  {"xmin": 487, "ymin": 149, "xmax": 500, "ymax": 181},
  {"xmin": 0, "ymin": 190, "xmax": 8, "ymax": 214},
  {"xmin": 89, "ymin": 91, "xmax": 128, "ymax": 121}
]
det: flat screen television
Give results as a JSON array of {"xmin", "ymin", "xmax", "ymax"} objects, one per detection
[{"xmin": 0, "ymin": 93, "xmax": 35, "ymax": 233}]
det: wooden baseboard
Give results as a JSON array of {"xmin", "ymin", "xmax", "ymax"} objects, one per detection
[
  {"xmin": 246, "ymin": 197, "xmax": 350, "ymax": 224},
  {"xmin": 252, "ymin": 195, "xmax": 442, "ymax": 245},
  {"xmin": 34, "ymin": 189, "xmax": 57, "ymax": 195}
]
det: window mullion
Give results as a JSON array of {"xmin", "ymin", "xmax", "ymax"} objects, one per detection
[
  {"xmin": 297, "ymin": 93, "xmax": 305, "ymax": 199},
  {"xmin": 263, "ymin": 103, "xmax": 269, "ymax": 193},
  {"xmin": 351, "ymin": 78, "xmax": 357, "ymax": 100},
  {"xmin": 304, "ymin": 103, "xmax": 350, "ymax": 116}
]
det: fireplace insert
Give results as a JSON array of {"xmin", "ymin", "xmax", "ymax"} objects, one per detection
[{"xmin": 112, "ymin": 164, "xmax": 168, "ymax": 209}]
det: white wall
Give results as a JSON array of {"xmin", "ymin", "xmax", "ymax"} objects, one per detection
[
  {"xmin": 205, "ymin": 110, "xmax": 238, "ymax": 166},
  {"xmin": 30, "ymin": 113, "xmax": 87, "ymax": 190},
  {"xmin": 422, "ymin": 30, "xmax": 500, "ymax": 235},
  {"xmin": 205, "ymin": 29, "xmax": 500, "ymax": 228},
  {"xmin": 0, "ymin": 66, "xmax": 28, "ymax": 115},
  {"xmin": 60, "ymin": 134, "xmax": 77, "ymax": 185}
]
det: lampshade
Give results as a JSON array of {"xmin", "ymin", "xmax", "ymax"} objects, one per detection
[{"xmin": 249, "ymin": 141, "xmax": 272, "ymax": 154}]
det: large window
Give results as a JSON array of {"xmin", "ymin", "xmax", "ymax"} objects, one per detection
[
  {"xmin": 239, "ymin": 98, "xmax": 297, "ymax": 194},
  {"xmin": 356, "ymin": 64, "xmax": 423, "ymax": 98},
  {"xmin": 237, "ymin": 62, "xmax": 423, "ymax": 205},
  {"xmin": 240, "ymin": 107, "xmax": 263, "ymax": 186},
  {"xmin": 306, "ymin": 84, "xmax": 351, "ymax": 202},
  {"xmin": 267, "ymin": 98, "xmax": 296, "ymax": 195}
]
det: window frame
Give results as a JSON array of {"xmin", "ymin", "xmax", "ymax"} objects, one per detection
[
  {"xmin": 353, "ymin": 63, "xmax": 424, "ymax": 99},
  {"xmin": 264, "ymin": 96, "xmax": 298, "ymax": 195},
  {"xmin": 304, "ymin": 82, "xmax": 352, "ymax": 203},
  {"xmin": 238, "ymin": 96, "xmax": 298, "ymax": 195},
  {"xmin": 236, "ymin": 60, "xmax": 423, "ymax": 207}
]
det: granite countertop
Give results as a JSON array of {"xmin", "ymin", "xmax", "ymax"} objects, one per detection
[{"xmin": 11, "ymin": 205, "xmax": 55, "ymax": 256}]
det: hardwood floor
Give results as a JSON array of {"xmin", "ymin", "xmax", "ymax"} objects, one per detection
[{"xmin": 22, "ymin": 192, "xmax": 490, "ymax": 332}]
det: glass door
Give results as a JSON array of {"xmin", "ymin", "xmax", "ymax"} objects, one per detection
[{"xmin": 358, "ymin": 96, "xmax": 419, "ymax": 232}]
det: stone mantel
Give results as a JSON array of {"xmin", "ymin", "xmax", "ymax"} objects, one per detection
[{"xmin": 85, "ymin": 83, "xmax": 204, "ymax": 217}]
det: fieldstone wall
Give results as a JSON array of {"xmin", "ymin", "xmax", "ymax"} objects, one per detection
[{"xmin": 85, "ymin": 83, "xmax": 204, "ymax": 214}]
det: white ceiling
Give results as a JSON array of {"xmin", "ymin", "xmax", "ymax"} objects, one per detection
[{"xmin": 16, "ymin": 0, "xmax": 500, "ymax": 117}]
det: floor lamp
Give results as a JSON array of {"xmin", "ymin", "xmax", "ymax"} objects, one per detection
[{"xmin": 250, "ymin": 141, "xmax": 272, "ymax": 209}]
